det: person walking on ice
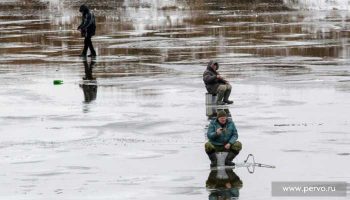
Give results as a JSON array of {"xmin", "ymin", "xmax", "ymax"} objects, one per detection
[{"xmin": 78, "ymin": 4, "xmax": 97, "ymax": 57}]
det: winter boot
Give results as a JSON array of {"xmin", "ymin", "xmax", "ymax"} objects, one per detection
[
  {"xmin": 223, "ymin": 86, "xmax": 233, "ymax": 104},
  {"xmin": 208, "ymin": 152, "xmax": 217, "ymax": 168},
  {"xmin": 217, "ymin": 101, "xmax": 225, "ymax": 105},
  {"xmin": 225, "ymin": 152, "xmax": 237, "ymax": 166},
  {"xmin": 223, "ymin": 100, "xmax": 233, "ymax": 104}
]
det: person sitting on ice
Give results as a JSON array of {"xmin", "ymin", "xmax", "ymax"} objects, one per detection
[
  {"xmin": 203, "ymin": 60, "xmax": 233, "ymax": 105},
  {"xmin": 205, "ymin": 110, "xmax": 242, "ymax": 167}
]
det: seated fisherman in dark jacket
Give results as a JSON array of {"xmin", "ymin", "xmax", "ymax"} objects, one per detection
[
  {"xmin": 205, "ymin": 110, "xmax": 242, "ymax": 167},
  {"xmin": 203, "ymin": 61, "xmax": 233, "ymax": 105}
]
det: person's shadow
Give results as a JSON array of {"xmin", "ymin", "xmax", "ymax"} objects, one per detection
[
  {"xmin": 206, "ymin": 169, "xmax": 243, "ymax": 200},
  {"xmin": 80, "ymin": 58, "xmax": 97, "ymax": 103}
]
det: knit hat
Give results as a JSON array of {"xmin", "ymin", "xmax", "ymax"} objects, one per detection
[{"xmin": 217, "ymin": 110, "xmax": 227, "ymax": 118}]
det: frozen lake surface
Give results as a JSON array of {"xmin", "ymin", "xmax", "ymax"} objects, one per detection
[{"xmin": 0, "ymin": 0, "xmax": 349, "ymax": 199}]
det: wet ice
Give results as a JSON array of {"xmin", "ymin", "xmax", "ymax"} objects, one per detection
[{"xmin": 1, "ymin": 0, "xmax": 350, "ymax": 199}]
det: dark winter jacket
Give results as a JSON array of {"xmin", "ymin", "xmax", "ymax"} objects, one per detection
[
  {"xmin": 203, "ymin": 60, "xmax": 227, "ymax": 94},
  {"xmin": 207, "ymin": 118, "xmax": 238, "ymax": 146},
  {"xmin": 78, "ymin": 5, "xmax": 96, "ymax": 38}
]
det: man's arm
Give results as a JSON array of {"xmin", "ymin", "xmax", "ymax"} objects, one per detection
[
  {"xmin": 79, "ymin": 13, "xmax": 93, "ymax": 30},
  {"xmin": 207, "ymin": 121, "xmax": 219, "ymax": 140},
  {"xmin": 78, "ymin": 18, "xmax": 84, "ymax": 30},
  {"xmin": 217, "ymin": 74, "xmax": 228, "ymax": 84},
  {"xmin": 228, "ymin": 122, "xmax": 238, "ymax": 144},
  {"xmin": 203, "ymin": 71, "xmax": 217, "ymax": 84}
]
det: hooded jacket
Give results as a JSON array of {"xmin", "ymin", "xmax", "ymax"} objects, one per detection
[
  {"xmin": 207, "ymin": 118, "xmax": 238, "ymax": 146},
  {"xmin": 78, "ymin": 5, "xmax": 96, "ymax": 38},
  {"xmin": 203, "ymin": 60, "xmax": 226, "ymax": 94}
]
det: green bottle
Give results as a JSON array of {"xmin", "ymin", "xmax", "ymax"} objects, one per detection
[{"xmin": 53, "ymin": 80, "xmax": 63, "ymax": 85}]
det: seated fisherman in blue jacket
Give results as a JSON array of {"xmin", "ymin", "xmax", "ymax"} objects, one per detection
[{"xmin": 205, "ymin": 110, "xmax": 242, "ymax": 167}]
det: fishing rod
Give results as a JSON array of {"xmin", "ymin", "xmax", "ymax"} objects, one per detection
[
  {"xmin": 216, "ymin": 154, "xmax": 276, "ymax": 173},
  {"xmin": 239, "ymin": 154, "xmax": 275, "ymax": 173}
]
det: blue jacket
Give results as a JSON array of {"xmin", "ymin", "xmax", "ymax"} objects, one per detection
[{"xmin": 207, "ymin": 119, "xmax": 238, "ymax": 145}]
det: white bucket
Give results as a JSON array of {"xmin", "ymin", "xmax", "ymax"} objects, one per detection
[
  {"xmin": 215, "ymin": 152, "xmax": 228, "ymax": 166},
  {"xmin": 205, "ymin": 93, "xmax": 217, "ymax": 105}
]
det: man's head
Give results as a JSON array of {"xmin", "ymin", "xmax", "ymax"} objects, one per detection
[
  {"xmin": 217, "ymin": 110, "xmax": 227, "ymax": 124},
  {"xmin": 79, "ymin": 4, "xmax": 89, "ymax": 14},
  {"xmin": 208, "ymin": 60, "xmax": 219, "ymax": 71},
  {"xmin": 211, "ymin": 62, "xmax": 219, "ymax": 71}
]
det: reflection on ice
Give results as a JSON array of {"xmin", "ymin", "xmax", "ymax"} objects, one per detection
[
  {"xmin": 1, "ymin": 0, "xmax": 350, "ymax": 199},
  {"xmin": 206, "ymin": 169, "xmax": 242, "ymax": 200},
  {"xmin": 121, "ymin": 0, "xmax": 186, "ymax": 33},
  {"xmin": 80, "ymin": 58, "xmax": 97, "ymax": 104},
  {"xmin": 1, "ymin": 0, "xmax": 350, "ymax": 60},
  {"xmin": 284, "ymin": 0, "xmax": 350, "ymax": 10}
]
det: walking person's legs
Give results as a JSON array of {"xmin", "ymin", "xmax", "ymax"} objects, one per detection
[
  {"xmin": 81, "ymin": 37, "xmax": 89, "ymax": 56},
  {"xmin": 87, "ymin": 37, "xmax": 96, "ymax": 56}
]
